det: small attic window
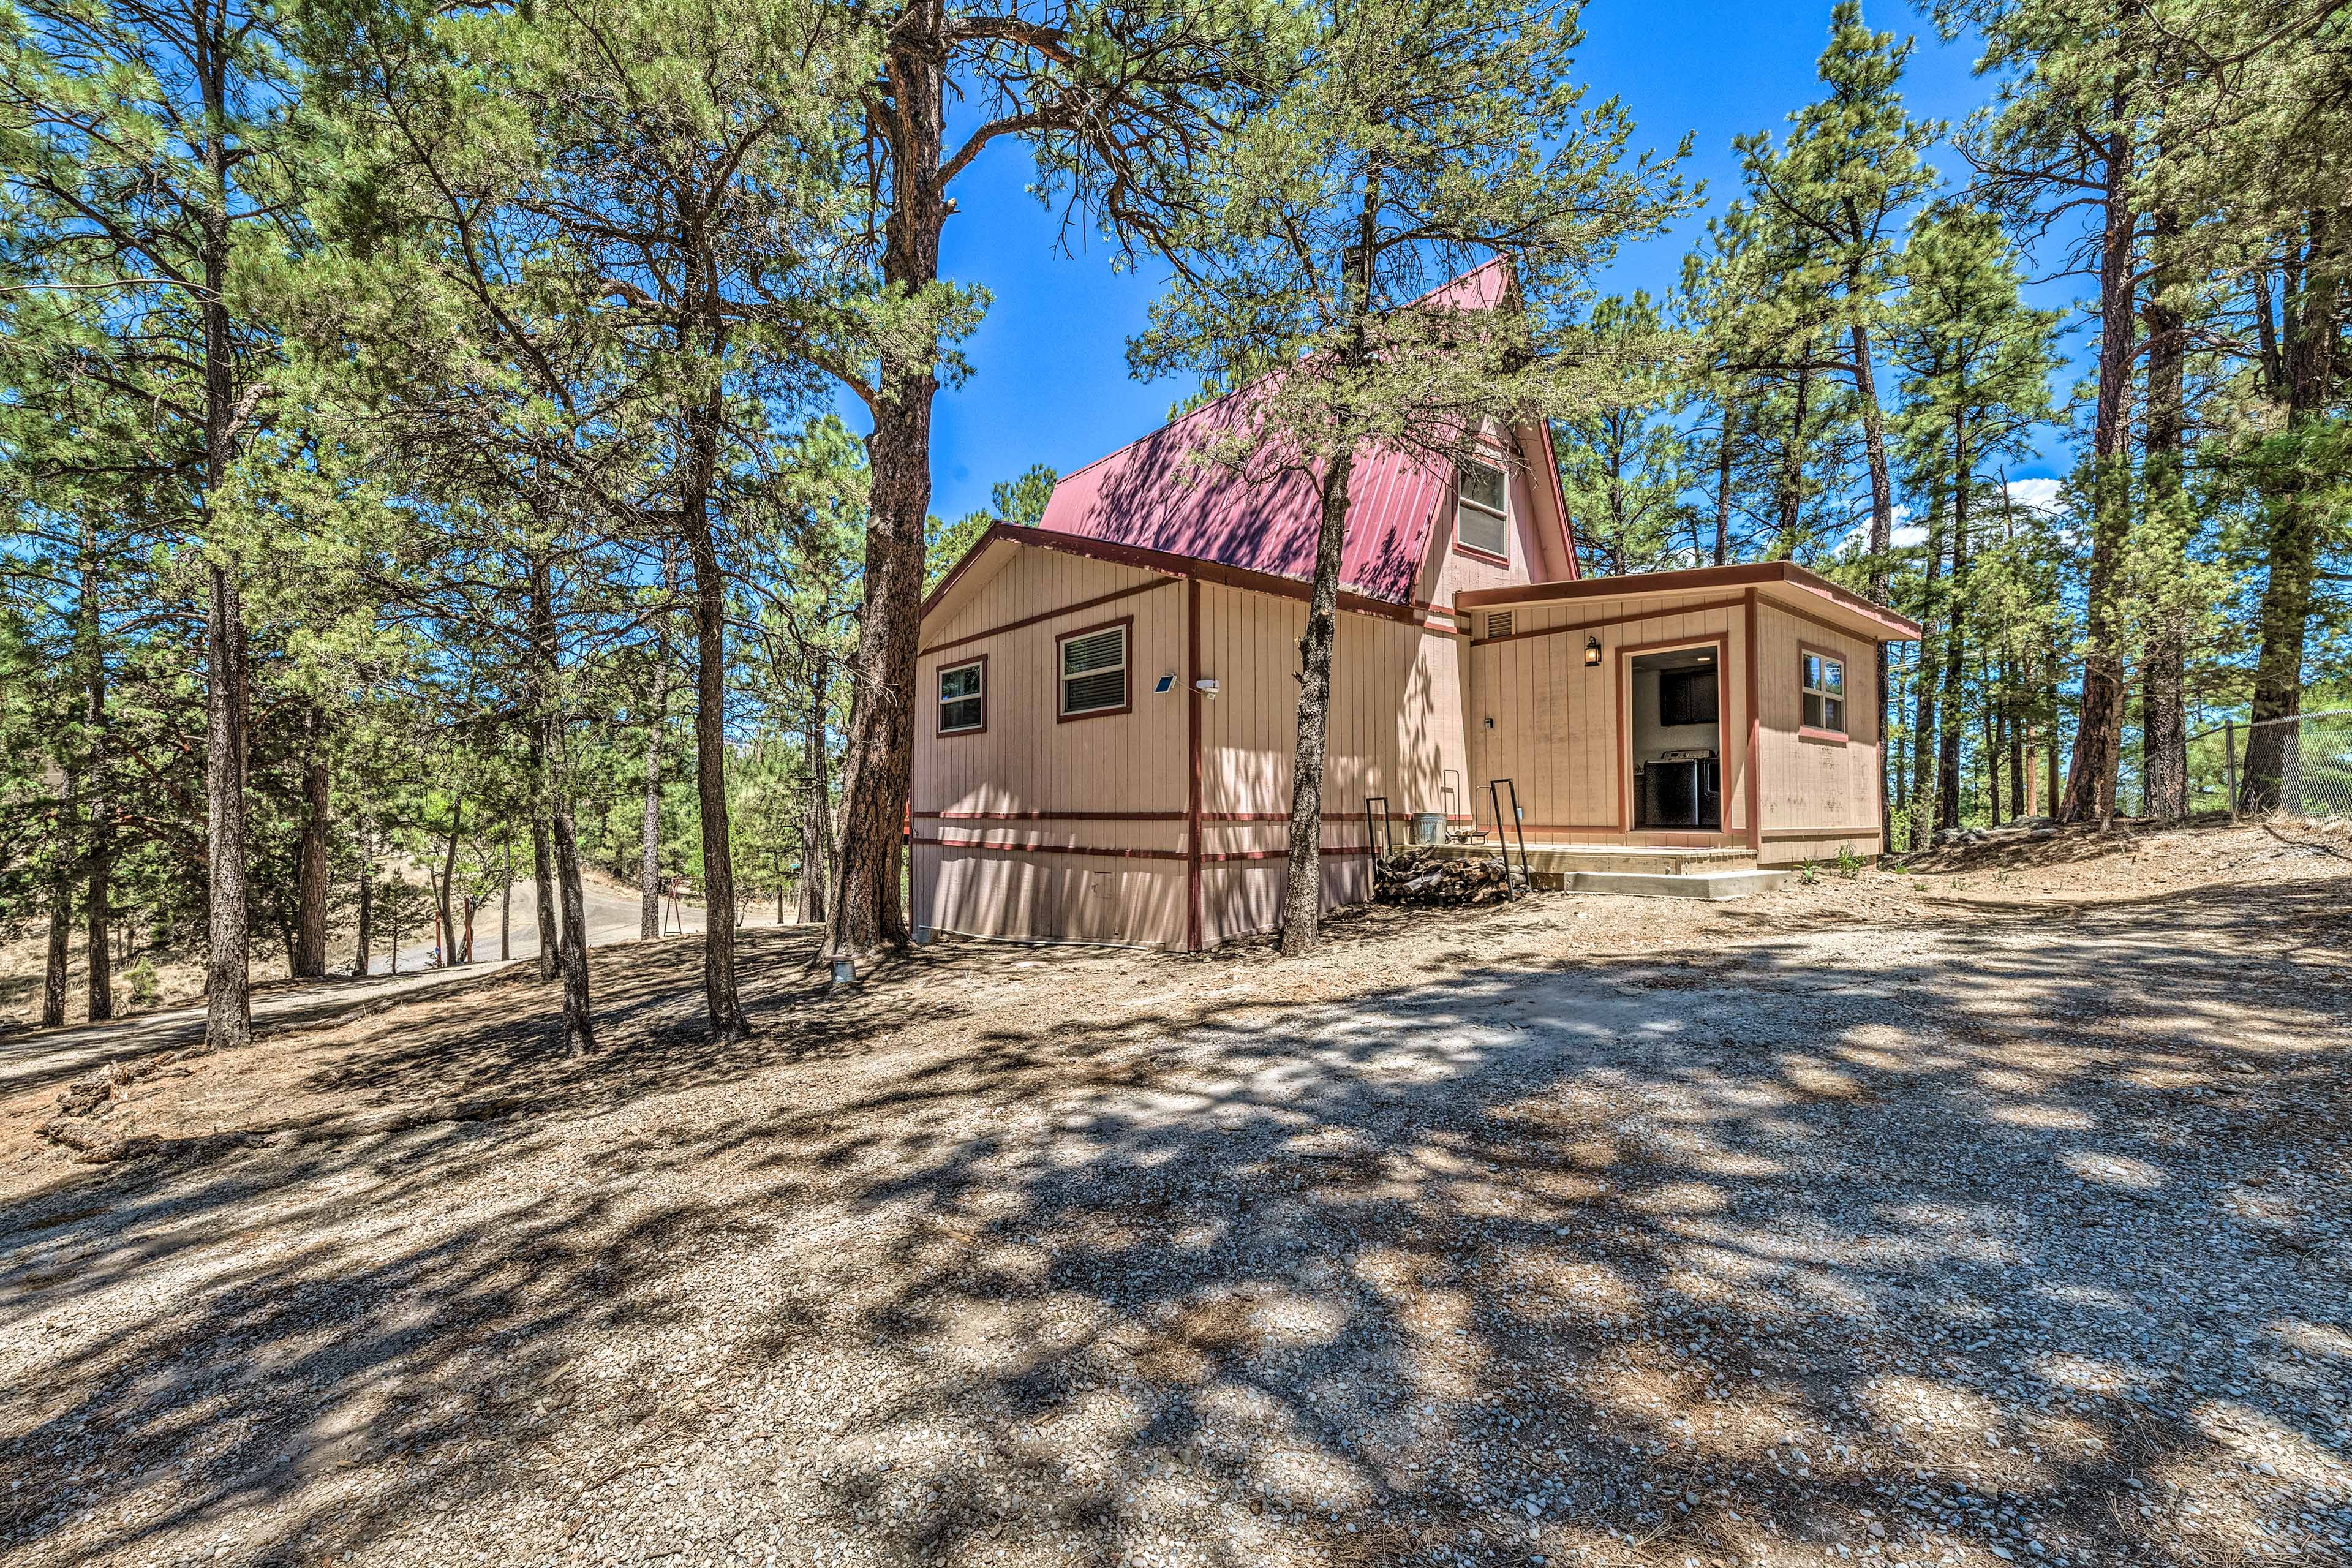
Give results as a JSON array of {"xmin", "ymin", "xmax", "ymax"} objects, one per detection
[{"xmin": 1456, "ymin": 458, "xmax": 1508, "ymax": 560}]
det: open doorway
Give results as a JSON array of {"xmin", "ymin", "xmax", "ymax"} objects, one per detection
[{"xmin": 1629, "ymin": 646, "xmax": 1722, "ymax": 829}]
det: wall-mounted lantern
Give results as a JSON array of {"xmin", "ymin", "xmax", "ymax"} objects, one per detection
[{"xmin": 1584, "ymin": 636, "xmax": 1603, "ymax": 668}]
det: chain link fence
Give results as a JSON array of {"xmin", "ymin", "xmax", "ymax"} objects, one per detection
[{"xmin": 2209, "ymin": 709, "xmax": 2352, "ymax": 822}]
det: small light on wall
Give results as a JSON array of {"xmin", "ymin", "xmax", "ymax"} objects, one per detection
[
  {"xmin": 1194, "ymin": 677, "xmax": 1220, "ymax": 699},
  {"xmin": 1584, "ymin": 636, "xmax": 1603, "ymax": 668}
]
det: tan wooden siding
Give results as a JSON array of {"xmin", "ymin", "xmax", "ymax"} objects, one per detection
[
  {"xmin": 1194, "ymin": 584, "xmax": 1468, "ymax": 944},
  {"xmin": 911, "ymin": 547, "xmax": 1186, "ymax": 944},
  {"xmin": 1415, "ymin": 421, "xmax": 1567, "ymax": 608},
  {"xmin": 1464, "ymin": 594, "xmax": 1749, "ymax": 842},
  {"xmin": 923, "ymin": 545, "xmax": 1169, "ymax": 654},
  {"xmin": 1754, "ymin": 600, "xmax": 1882, "ymax": 865}
]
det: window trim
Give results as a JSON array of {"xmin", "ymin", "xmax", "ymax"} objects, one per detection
[
  {"xmin": 1453, "ymin": 453, "xmax": 1511, "ymax": 564},
  {"xmin": 1798, "ymin": 642, "xmax": 1849, "ymax": 742},
  {"xmin": 935, "ymin": 653, "xmax": 987, "ymax": 737},
  {"xmin": 1055, "ymin": 616, "xmax": 1133, "ymax": 723}
]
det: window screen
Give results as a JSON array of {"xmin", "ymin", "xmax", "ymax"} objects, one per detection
[
  {"xmin": 1456, "ymin": 458, "xmax": 1508, "ymax": 558},
  {"xmin": 937, "ymin": 659, "xmax": 983, "ymax": 733},
  {"xmin": 1060, "ymin": 625, "xmax": 1128, "ymax": 716},
  {"xmin": 1659, "ymin": 666, "xmax": 1719, "ymax": 727},
  {"xmin": 1801, "ymin": 650, "xmax": 1846, "ymax": 733}
]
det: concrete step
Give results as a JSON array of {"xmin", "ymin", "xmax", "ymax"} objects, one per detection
[
  {"xmin": 1423, "ymin": 843, "xmax": 1757, "ymax": 877},
  {"xmin": 1564, "ymin": 869, "xmax": 1789, "ymax": 901}
]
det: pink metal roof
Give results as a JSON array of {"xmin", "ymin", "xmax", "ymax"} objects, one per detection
[{"xmin": 1033, "ymin": 259, "xmax": 1527, "ymax": 606}]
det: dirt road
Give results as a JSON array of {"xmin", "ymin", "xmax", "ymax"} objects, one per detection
[{"xmin": 0, "ymin": 822, "xmax": 2345, "ymax": 1568}]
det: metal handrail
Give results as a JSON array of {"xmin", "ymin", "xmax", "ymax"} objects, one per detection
[
  {"xmin": 1363, "ymin": 796, "xmax": 1393, "ymax": 861},
  {"xmin": 1485, "ymin": 778, "xmax": 1530, "ymax": 900}
]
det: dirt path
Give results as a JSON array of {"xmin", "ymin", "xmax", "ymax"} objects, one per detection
[{"xmin": 0, "ymin": 823, "xmax": 2345, "ymax": 1568}]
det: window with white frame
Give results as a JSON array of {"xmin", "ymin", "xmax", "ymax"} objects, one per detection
[
  {"xmin": 937, "ymin": 657, "xmax": 984, "ymax": 734},
  {"xmin": 1455, "ymin": 456, "xmax": 1509, "ymax": 559},
  {"xmin": 1801, "ymin": 649, "xmax": 1846, "ymax": 734},
  {"xmin": 1058, "ymin": 624, "xmax": 1128, "ymax": 717}
]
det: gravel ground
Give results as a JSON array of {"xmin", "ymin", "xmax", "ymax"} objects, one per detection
[{"xmin": 0, "ymin": 823, "xmax": 2346, "ymax": 1568}]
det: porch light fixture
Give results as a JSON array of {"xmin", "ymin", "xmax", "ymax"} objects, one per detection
[{"xmin": 1583, "ymin": 636, "xmax": 1602, "ymax": 668}]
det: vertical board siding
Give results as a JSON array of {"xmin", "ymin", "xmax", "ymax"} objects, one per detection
[
  {"xmin": 1755, "ymin": 600, "xmax": 1883, "ymax": 865},
  {"xmin": 1464, "ymin": 595, "xmax": 1746, "ymax": 843},
  {"xmin": 1195, "ymin": 584, "xmax": 1469, "ymax": 944},
  {"xmin": 912, "ymin": 548, "xmax": 1186, "ymax": 944}
]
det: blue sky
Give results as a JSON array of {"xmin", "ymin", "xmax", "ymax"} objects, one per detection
[{"xmin": 897, "ymin": 1, "xmax": 2052, "ymax": 526}]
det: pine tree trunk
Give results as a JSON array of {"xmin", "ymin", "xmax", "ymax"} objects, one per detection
[
  {"xmin": 1281, "ymin": 447, "xmax": 1357, "ymax": 955},
  {"xmin": 2242, "ymin": 214, "xmax": 2342, "ymax": 813},
  {"xmin": 551, "ymin": 783, "xmax": 595, "ymax": 1055},
  {"xmin": 1909, "ymin": 492, "xmax": 1945, "ymax": 851},
  {"xmin": 354, "ymin": 834, "xmax": 373, "ymax": 978},
  {"xmin": 641, "ymin": 544, "xmax": 674, "ymax": 939},
  {"xmin": 1279, "ymin": 179, "xmax": 1380, "ymax": 956},
  {"xmin": 437, "ymin": 795, "xmax": 463, "ymax": 965},
  {"xmin": 2059, "ymin": 119, "xmax": 2137, "ymax": 826},
  {"xmin": 826, "ymin": 30, "xmax": 947, "ymax": 962},
  {"xmin": 1850, "ymin": 322, "xmax": 1896, "ymax": 853},
  {"xmin": 531, "ymin": 818, "xmax": 559, "ymax": 981},
  {"xmin": 798, "ymin": 652, "xmax": 834, "ymax": 925},
  {"xmin": 80, "ymin": 519, "xmax": 113, "ymax": 1020},
  {"xmin": 1711, "ymin": 409, "xmax": 1734, "ymax": 567},
  {"xmin": 293, "ymin": 723, "xmax": 331, "ymax": 978},
  {"xmin": 2139, "ymin": 200, "xmax": 2189, "ymax": 821},
  {"xmin": 198, "ymin": 21, "xmax": 249, "ymax": 1053},
  {"xmin": 684, "ymin": 500, "xmax": 747, "ymax": 1036},
  {"xmin": 500, "ymin": 839, "xmax": 512, "ymax": 961},
  {"xmin": 42, "ymin": 803, "xmax": 72, "ymax": 1028},
  {"xmin": 1777, "ymin": 360, "xmax": 1811, "ymax": 558},
  {"xmin": 1935, "ymin": 416, "xmax": 1971, "ymax": 834}
]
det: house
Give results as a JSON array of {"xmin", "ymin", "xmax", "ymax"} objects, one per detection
[{"xmin": 911, "ymin": 268, "xmax": 1920, "ymax": 950}]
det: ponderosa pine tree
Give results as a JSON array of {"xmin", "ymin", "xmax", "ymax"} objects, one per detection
[
  {"xmin": 1, "ymin": 0, "xmax": 310, "ymax": 1047},
  {"xmin": 1555, "ymin": 293, "xmax": 1692, "ymax": 576},
  {"xmin": 1131, "ymin": 0, "xmax": 1688, "ymax": 954},
  {"xmin": 1888, "ymin": 205, "xmax": 2059, "ymax": 835},
  {"xmin": 813, "ymin": 0, "xmax": 1256, "ymax": 962},
  {"xmin": 1730, "ymin": 2, "xmax": 1938, "ymax": 843}
]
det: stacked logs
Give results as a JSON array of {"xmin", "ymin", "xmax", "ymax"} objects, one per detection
[{"xmin": 1373, "ymin": 846, "xmax": 1526, "ymax": 906}]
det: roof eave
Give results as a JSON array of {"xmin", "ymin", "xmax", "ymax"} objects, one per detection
[{"xmin": 1455, "ymin": 562, "xmax": 1919, "ymax": 642}]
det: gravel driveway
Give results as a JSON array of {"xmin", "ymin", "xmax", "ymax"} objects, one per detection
[{"xmin": 0, "ymin": 846, "xmax": 2346, "ymax": 1568}]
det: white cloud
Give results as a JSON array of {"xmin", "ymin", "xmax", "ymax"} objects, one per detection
[
  {"xmin": 2006, "ymin": 477, "xmax": 2065, "ymax": 516},
  {"xmin": 1891, "ymin": 524, "xmax": 1928, "ymax": 548}
]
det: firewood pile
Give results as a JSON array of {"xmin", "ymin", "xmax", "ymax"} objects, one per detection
[{"xmin": 1373, "ymin": 846, "xmax": 1526, "ymax": 905}]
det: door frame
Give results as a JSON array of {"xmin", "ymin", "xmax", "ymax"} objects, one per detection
[{"xmin": 1615, "ymin": 633, "xmax": 1732, "ymax": 834}]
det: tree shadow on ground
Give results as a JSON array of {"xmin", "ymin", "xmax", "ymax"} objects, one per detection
[{"xmin": 1, "ymin": 881, "xmax": 2346, "ymax": 1567}]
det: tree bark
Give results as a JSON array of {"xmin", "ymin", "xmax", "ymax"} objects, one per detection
[
  {"xmin": 354, "ymin": 829, "xmax": 373, "ymax": 978},
  {"xmin": 641, "ymin": 543, "xmax": 674, "ymax": 938},
  {"xmin": 1909, "ymin": 490, "xmax": 1945, "ymax": 851},
  {"xmin": 198, "ymin": 11, "xmax": 249, "ymax": 1052},
  {"xmin": 1280, "ymin": 178, "xmax": 1380, "ymax": 956},
  {"xmin": 2139, "ymin": 198, "xmax": 2188, "ymax": 821},
  {"xmin": 2242, "ymin": 215, "xmax": 2342, "ymax": 812},
  {"xmin": 1711, "ymin": 402, "xmax": 1735, "ymax": 567},
  {"xmin": 78, "ymin": 516, "xmax": 113, "ymax": 1020},
  {"xmin": 1776, "ymin": 358, "xmax": 1812, "ymax": 559},
  {"xmin": 528, "ymin": 551, "xmax": 594, "ymax": 1049},
  {"xmin": 798, "ymin": 650, "xmax": 834, "ymax": 925},
  {"xmin": 2059, "ymin": 118, "xmax": 2136, "ymax": 826},
  {"xmin": 681, "ymin": 388, "xmax": 748, "ymax": 1038},
  {"xmin": 436, "ymin": 793, "xmax": 464, "ymax": 965},
  {"xmin": 531, "ymin": 817, "xmax": 559, "ymax": 981},
  {"xmin": 293, "ymin": 717, "xmax": 331, "ymax": 978},
  {"xmin": 551, "ymin": 777, "xmax": 595, "ymax": 1055},
  {"xmin": 826, "ymin": 26, "xmax": 948, "ymax": 962},
  {"xmin": 1850, "ymin": 320, "xmax": 1896, "ymax": 852},
  {"xmin": 500, "ymin": 838, "xmax": 512, "ymax": 961},
  {"xmin": 1935, "ymin": 412, "xmax": 1970, "ymax": 835},
  {"xmin": 42, "ymin": 803, "xmax": 72, "ymax": 1028}
]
